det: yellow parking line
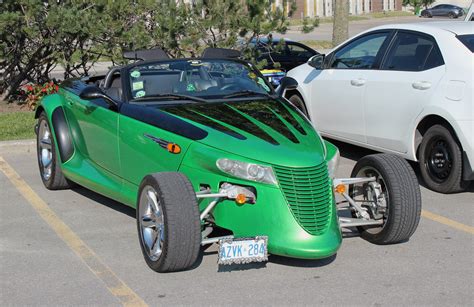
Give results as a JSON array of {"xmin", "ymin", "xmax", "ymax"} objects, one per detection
[
  {"xmin": 0, "ymin": 156, "xmax": 148, "ymax": 307},
  {"xmin": 422, "ymin": 209, "xmax": 474, "ymax": 235}
]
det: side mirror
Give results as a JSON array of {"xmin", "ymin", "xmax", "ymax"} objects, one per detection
[
  {"xmin": 79, "ymin": 86, "xmax": 117, "ymax": 107},
  {"xmin": 308, "ymin": 54, "xmax": 325, "ymax": 69},
  {"xmin": 275, "ymin": 76, "xmax": 298, "ymax": 97}
]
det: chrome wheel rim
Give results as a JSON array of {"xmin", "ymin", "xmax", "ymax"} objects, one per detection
[
  {"xmin": 139, "ymin": 186, "xmax": 165, "ymax": 261},
  {"xmin": 38, "ymin": 120, "xmax": 53, "ymax": 180},
  {"xmin": 353, "ymin": 167, "xmax": 389, "ymax": 233}
]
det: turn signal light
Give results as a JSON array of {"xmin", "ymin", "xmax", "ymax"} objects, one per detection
[
  {"xmin": 235, "ymin": 193, "xmax": 247, "ymax": 205},
  {"xmin": 167, "ymin": 143, "xmax": 181, "ymax": 154},
  {"xmin": 335, "ymin": 184, "xmax": 346, "ymax": 194}
]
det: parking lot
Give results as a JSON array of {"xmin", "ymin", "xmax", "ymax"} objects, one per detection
[{"xmin": 1, "ymin": 140, "xmax": 472, "ymax": 306}]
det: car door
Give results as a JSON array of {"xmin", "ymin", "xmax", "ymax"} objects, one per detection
[
  {"xmin": 363, "ymin": 30, "xmax": 446, "ymax": 153},
  {"xmin": 309, "ymin": 31, "xmax": 392, "ymax": 143},
  {"xmin": 63, "ymin": 86, "xmax": 121, "ymax": 176},
  {"xmin": 286, "ymin": 42, "xmax": 318, "ymax": 70},
  {"xmin": 433, "ymin": 5, "xmax": 446, "ymax": 16}
]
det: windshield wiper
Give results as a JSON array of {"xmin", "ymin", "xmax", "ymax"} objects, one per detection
[
  {"xmin": 131, "ymin": 94, "xmax": 206, "ymax": 103},
  {"xmin": 223, "ymin": 90, "xmax": 274, "ymax": 99}
]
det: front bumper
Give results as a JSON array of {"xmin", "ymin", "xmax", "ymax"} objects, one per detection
[{"xmin": 181, "ymin": 164, "xmax": 342, "ymax": 260}]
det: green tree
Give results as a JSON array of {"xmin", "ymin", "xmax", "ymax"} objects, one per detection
[
  {"xmin": 0, "ymin": 0, "xmax": 316, "ymax": 100},
  {"xmin": 403, "ymin": 0, "xmax": 435, "ymax": 10}
]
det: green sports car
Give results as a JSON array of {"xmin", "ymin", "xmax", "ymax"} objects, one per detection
[{"xmin": 35, "ymin": 48, "xmax": 421, "ymax": 272}]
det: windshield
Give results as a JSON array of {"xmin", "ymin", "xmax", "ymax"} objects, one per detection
[{"xmin": 127, "ymin": 59, "xmax": 273, "ymax": 101}]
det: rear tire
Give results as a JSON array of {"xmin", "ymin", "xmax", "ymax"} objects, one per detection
[
  {"xmin": 350, "ymin": 154, "xmax": 421, "ymax": 245},
  {"xmin": 288, "ymin": 94, "xmax": 309, "ymax": 117},
  {"xmin": 137, "ymin": 172, "xmax": 201, "ymax": 272},
  {"xmin": 36, "ymin": 112, "xmax": 71, "ymax": 190},
  {"xmin": 419, "ymin": 125, "xmax": 466, "ymax": 193}
]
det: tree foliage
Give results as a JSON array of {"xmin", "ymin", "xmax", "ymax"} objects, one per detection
[
  {"xmin": 0, "ymin": 0, "xmax": 314, "ymax": 100},
  {"xmin": 402, "ymin": 0, "xmax": 435, "ymax": 9}
]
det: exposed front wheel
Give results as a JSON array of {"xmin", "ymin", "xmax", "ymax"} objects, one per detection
[
  {"xmin": 288, "ymin": 94, "xmax": 309, "ymax": 117},
  {"xmin": 350, "ymin": 154, "xmax": 422, "ymax": 244},
  {"xmin": 419, "ymin": 125, "xmax": 466, "ymax": 193},
  {"xmin": 36, "ymin": 112, "xmax": 71, "ymax": 190},
  {"xmin": 137, "ymin": 172, "xmax": 201, "ymax": 272}
]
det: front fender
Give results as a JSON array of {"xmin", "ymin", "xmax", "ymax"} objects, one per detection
[
  {"xmin": 35, "ymin": 93, "xmax": 63, "ymax": 119},
  {"xmin": 36, "ymin": 93, "xmax": 74, "ymax": 163}
]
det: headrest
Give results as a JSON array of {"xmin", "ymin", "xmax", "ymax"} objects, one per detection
[
  {"xmin": 123, "ymin": 48, "xmax": 170, "ymax": 61},
  {"xmin": 201, "ymin": 48, "xmax": 241, "ymax": 59}
]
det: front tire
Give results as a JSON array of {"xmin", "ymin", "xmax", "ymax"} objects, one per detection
[
  {"xmin": 350, "ymin": 154, "xmax": 421, "ymax": 244},
  {"xmin": 137, "ymin": 172, "xmax": 201, "ymax": 272},
  {"xmin": 419, "ymin": 125, "xmax": 466, "ymax": 193},
  {"xmin": 288, "ymin": 94, "xmax": 309, "ymax": 117},
  {"xmin": 36, "ymin": 112, "xmax": 71, "ymax": 190}
]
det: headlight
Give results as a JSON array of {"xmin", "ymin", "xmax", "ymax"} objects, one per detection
[
  {"xmin": 216, "ymin": 158, "xmax": 277, "ymax": 185},
  {"xmin": 327, "ymin": 149, "xmax": 340, "ymax": 179}
]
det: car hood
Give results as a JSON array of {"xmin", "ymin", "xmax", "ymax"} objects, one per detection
[{"xmin": 160, "ymin": 98, "xmax": 326, "ymax": 167}]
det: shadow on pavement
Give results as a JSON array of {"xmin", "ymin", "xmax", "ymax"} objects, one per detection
[
  {"xmin": 326, "ymin": 137, "xmax": 474, "ymax": 193},
  {"xmin": 269, "ymin": 253, "xmax": 337, "ymax": 268},
  {"xmin": 71, "ymin": 185, "xmax": 136, "ymax": 219}
]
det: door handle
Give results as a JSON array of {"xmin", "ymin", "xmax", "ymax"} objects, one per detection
[
  {"xmin": 412, "ymin": 81, "xmax": 431, "ymax": 90},
  {"xmin": 350, "ymin": 78, "xmax": 366, "ymax": 87}
]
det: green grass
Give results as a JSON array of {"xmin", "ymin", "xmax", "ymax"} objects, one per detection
[
  {"xmin": 289, "ymin": 10, "xmax": 414, "ymax": 26},
  {"xmin": 298, "ymin": 40, "xmax": 333, "ymax": 50},
  {"xmin": 289, "ymin": 15, "xmax": 368, "ymax": 26},
  {"xmin": 0, "ymin": 111, "xmax": 36, "ymax": 141},
  {"xmin": 370, "ymin": 11, "xmax": 414, "ymax": 18}
]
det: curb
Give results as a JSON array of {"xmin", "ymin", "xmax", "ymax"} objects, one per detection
[{"xmin": 0, "ymin": 139, "xmax": 35, "ymax": 148}]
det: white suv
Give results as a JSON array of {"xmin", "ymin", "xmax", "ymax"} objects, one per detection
[{"xmin": 286, "ymin": 22, "xmax": 473, "ymax": 193}]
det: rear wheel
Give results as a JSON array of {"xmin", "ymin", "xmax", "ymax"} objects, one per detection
[
  {"xmin": 36, "ymin": 112, "xmax": 71, "ymax": 190},
  {"xmin": 421, "ymin": 11, "xmax": 430, "ymax": 18},
  {"xmin": 419, "ymin": 125, "xmax": 466, "ymax": 193},
  {"xmin": 288, "ymin": 94, "xmax": 309, "ymax": 117},
  {"xmin": 137, "ymin": 172, "xmax": 201, "ymax": 272},
  {"xmin": 350, "ymin": 154, "xmax": 421, "ymax": 244}
]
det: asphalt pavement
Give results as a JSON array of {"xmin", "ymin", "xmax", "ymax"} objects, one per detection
[
  {"xmin": 1, "ymin": 139, "xmax": 472, "ymax": 306},
  {"xmin": 281, "ymin": 15, "xmax": 451, "ymax": 44}
]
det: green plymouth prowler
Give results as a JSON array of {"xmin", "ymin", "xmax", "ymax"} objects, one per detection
[{"xmin": 35, "ymin": 48, "xmax": 421, "ymax": 272}]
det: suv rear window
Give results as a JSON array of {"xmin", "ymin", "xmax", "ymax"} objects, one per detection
[{"xmin": 457, "ymin": 35, "xmax": 474, "ymax": 53}]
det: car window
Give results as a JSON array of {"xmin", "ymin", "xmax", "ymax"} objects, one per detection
[
  {"xmin": 287, "ymin": 43, "xmax": 314, "ymax": 58},
  {"xmin": 331, "ymin": 32, "xmax": 389, "ymax": 69},
  {"xmin": 382, "ymin": 32, "xmax": 444, "ymax": 71},
  {"xmin": 457, "ymin": 35, "xmax": 474, "ymax": 53},
  {"xmin": 256, "ymin": 42, "xmax": 286, "ymax": 57}
]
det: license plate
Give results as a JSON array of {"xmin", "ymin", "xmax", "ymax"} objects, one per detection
[{"xmin": 218, "ymin": 236, "xmax": 268, "ymax": 265}]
